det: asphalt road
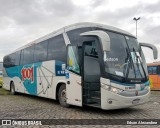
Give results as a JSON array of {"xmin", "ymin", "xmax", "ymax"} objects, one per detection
[{"xmin": 0, "ymin": 88, "xmax": 160, "ymax": 128}]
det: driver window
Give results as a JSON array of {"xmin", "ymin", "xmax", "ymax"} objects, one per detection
[
  {"xmin": 84, "ymin": 41, "xmax": 98, "ymax": 58},
  {"xmin": 67, "ymin": 45, "xmax": 80, "ymax": 74}
]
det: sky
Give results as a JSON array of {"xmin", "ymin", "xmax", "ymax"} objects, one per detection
[{"xmin": 0, "ymin": 0, "xmax": 160, "ymax": 63}]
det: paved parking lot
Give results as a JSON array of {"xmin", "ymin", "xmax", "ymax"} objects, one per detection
[{"xmin": 0, "ymin": 88, "xmax": 160, "ymax": 128}]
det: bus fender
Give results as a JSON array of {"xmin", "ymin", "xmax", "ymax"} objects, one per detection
[{"xmin": 55, "ymin": 80, "xmax": 67, "ymax": 100}]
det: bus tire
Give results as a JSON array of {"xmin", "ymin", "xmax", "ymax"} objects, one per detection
[
  {"xmin": 10, "ymin": 82, "xmax": 16, "ymax": 95},
  {"xmin": 58, "ymin": 84, "xmax": 69, "ymax": 108}
]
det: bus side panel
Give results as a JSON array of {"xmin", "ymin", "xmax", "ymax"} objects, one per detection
[
  {"xmin": 13, "ymin": 76, "xmax": 24, "ymax": 93},
  {"xmin": 50, "ymin": 61, "xmax": 66, "ymax": 99},
  {"xmin": 157, "ymin": 75, "xmax": 160, "ymax": 90},
  {"xmin": 14, "ymin": 66, "xmax": 24, "ymax": 93},
  {"xmin": 3, "ymin": 60, "xmax": 67, "ymax": 100},
  {"xmin": 36, "ymin": 61, "xmax": 56, "ymax": 99},
  {"xmin": 157, "ymin": 66, "xmax": 160, "ymax": 90},
  {"xmin": 21, "ymin": 60, "xmax": 66, "ymax": 99},
  {"xmin": 2, "ymin": 67, "xmax": 10, "ymax": 90},
  {"xmin": 36, "ymin": 60, "xmax": 66, "ymax": 99},
  {"xmin": 51, "ymin": 77, "xmax": 66, "ymax": 99},
  {"xmin": 2, "ymin": 78, "xmax": 10, "ymax": 90},
  {"xmin": 21, "ymin": 64, "xmax": 35, "ymax": 95},
  {"xmin": 149, "ymin": 75, "xmax": 158, "ymax": 90},
  {"xmin": 148, "ymin": 65, "xmax": 160, "ymax": 90},
  {"xmin": 3, "ymin": 66, "xmax": 24, "ymax": 92}
]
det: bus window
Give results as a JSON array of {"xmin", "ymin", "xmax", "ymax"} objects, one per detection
[
  {"xmin": 152, "ymin": 67, "xmax": 158, "ymax": 74},
  {"xmin": 84, "ymin": 41, "xmax": 98, "ymax": 58},
  {"xmin": 67, "ymin": 45, "xmax": 80, "ymax": 74},
  {"xmin": 147, "ymin": 66, "xmax": 158, "ymax": 75},
  {"xmin": 148, "ymin": 67, "xmax": 152, "ymax": 75},
  {"xmin": 34, "ymin": 41, "xmax": 48, "ymax": 62},
  {"xmin": 157, "ymin": 66, "xmax": 160, "ymax": 75},
  {"xmin": 48, "ymin": 35, "xmax": 66, "ymax": 62}
]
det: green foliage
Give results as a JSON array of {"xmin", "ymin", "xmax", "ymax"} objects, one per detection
[{"xmin": 0, "ymin": 88, "xmax": 10, "ymax": 95}]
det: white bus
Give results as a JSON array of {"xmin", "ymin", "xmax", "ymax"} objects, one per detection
[
  {"xmin": 3, "ymin": 22, "xmax": 158, "ymax": 110},
  {"xmin": 0, "ymin": 62, "xmax": 3, "ymax": 87}
]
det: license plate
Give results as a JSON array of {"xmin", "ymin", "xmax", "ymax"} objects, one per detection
[{"xmin": 132, "ymin": 99, "xmax": 140, "ymax": 104}]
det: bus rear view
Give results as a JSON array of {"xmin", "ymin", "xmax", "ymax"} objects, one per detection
[
  {"xmin": 2, "ymin": 22, "xmax": 158, "ymax": 110},
  {"xmin": 147, "ymin": 62, "xmax": 160, "ymax": 90}
]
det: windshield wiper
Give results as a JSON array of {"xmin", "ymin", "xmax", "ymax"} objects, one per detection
[
  {"xmin": 124, "ymin": 48, "xmax": 137, "ymax": 80},
  {"xmin": 133, "ymin": 48, "xmax": 147, "ymax": 80},
  {"xmin": 133, "ymin": 48, "xmax": 143, "ymax": 78}
]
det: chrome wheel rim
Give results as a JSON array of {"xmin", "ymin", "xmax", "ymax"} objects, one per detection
[
  {"xmin": 11, "ymin": 86, "xmax": 14, "ymax": 93},
  {"xmin": 61, "ymin": 89, "xmax": 67, "ymax": 103}
]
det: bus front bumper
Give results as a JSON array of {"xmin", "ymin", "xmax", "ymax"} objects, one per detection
[{"xmin": 101, "ymin": 90, "xmax": 150, "ymax": 110}]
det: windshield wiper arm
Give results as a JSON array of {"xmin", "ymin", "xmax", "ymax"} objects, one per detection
[
  {"xmin": 133, "ymin": 48, "xmax": 147, "ymax": 80},
  {"xmin": 124, "ymin": 48, "xmax": 136, "ymax": 80},
  {"xmin": 133, "ymin": 48, "xmax": 143, "ymax": 78}
]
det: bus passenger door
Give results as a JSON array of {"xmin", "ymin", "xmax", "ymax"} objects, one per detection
[
  {"xmin": 66, "ymin": 45, "xmax": 82, "ymax": 106},
  {"xmin": 82, "ymin": 41, "xmax": 101, "ymax": 107}
]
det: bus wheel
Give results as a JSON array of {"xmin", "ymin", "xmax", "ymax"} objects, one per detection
[
  {"xmin": 58, "ymin": 84, "xmax": 69, "ymax": 107},
  {"xmin": 10, "ymin": 82, "xmax": 16, "ymax": 95}
]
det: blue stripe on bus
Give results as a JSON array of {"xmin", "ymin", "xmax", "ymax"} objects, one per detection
[
  {"xmin": 5, "ymin": 60, "xmax": 66, "ymax": 95},
  {"xmin": 55, "ymin": 61, "xmax": 65, "ymax": 76},
  {"xmin": 6, "ymin": 62, "xmax": 42, "ymax": 95}
]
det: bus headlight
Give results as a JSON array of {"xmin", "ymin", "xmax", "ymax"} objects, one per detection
[
  {"xmin": 105, "ymin": 85, "xmax": 123, "ymax": 94},
  {"xmin": 111, "ymin": 87, "xmax": 123, "ymax": 94},
  {"xmin": 144, "ymin": 86, "xmax": 150, "ymax": 90}
]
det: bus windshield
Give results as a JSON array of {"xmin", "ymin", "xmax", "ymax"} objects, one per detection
[{"xmin": 104, "ymin": 32, "xmax": 148, "ymax": 81}]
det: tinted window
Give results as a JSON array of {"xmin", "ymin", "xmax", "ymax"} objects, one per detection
[
  {"xmin": 20, "ymin": 50, "xmax": 24, "ymax": 65},
  {"xmin": 103, "ymin": 31, "xmax": 128, "ymax": 77},
  {"xmin": 4, "ymin": 51, "xmax": 20, "ymax": 68},
  {"xmin": 48, "ymin": 35, "xmax": 66, "ymax": 62},
  {"xmin": 4, "ymin": 54, "xmax": 11, "ymax": 68},
  {"xmin": 152, "ymin": 67, "xmax": 157, "ymax": 74},
  {"xmin": 4, "ymin": 55, "xmax": 13, "ymax": 68},
  {"xmin": 21, "ymin": 45, "xmax": 34, "ymax": 65},
  {"xmin": 0, "ymin": 63, "xmax": 2, "ymax": 70},
  {"xmin": 148, "ymin": 66, "xmax": 158, "ymax": 75},
  {"xmin": 9, "ymin": 54, "xmax": 16, "ymax": 67},
  {"xmin": 67, "ymin": 46, "xmax": 80, "ymax": 74},
  {"xmin": 15, "ymin": 51, "xmax": 21, "ymax": 66},
  {"xmin": 67, "ymin": 27, "xmax": 94, "ymax": 46},
  {"xmin": 148, "ymin": 67, "xmax": 152, "ymax": 74},
  {"xmin": 84, "ymin": 41, "xmax": 98, "ymax": 58},
  {"xmin": 34, "ymin": 40, "xmax": 48, "ymax": 62}
]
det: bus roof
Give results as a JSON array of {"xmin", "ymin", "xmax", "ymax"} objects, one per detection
[
  {"xmin": 147, "ymin": 62, "xmax": 160, "ymax": 66},
  {"xmin": 7, "ymin": 22, "xmax": 135, "ymax": 56}
]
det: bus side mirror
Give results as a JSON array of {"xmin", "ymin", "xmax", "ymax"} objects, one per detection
[
  {"xmin": 80, "ymin": 30, "xmax": 110, "ymax": 52},
  {"xmin": 139, "ymin": 42, "xmax": 158, "ymax": 60}
]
